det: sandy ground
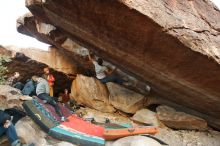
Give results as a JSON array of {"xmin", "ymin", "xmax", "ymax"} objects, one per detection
[{"xmin": 156, "ymin": 128, "xmax": 220, "ymax": 146}]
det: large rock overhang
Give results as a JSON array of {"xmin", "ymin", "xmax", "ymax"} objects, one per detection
[
  {"xmin": 18, "ymin": 0, "xmax": 220, "ymax": 129},
  {"xmin": 17, "ymin": 13, "xmax": 94, "ymax": 74}
]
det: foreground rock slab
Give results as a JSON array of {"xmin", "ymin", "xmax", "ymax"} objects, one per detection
[
  {"xmin": 112, "ymin": 136, "xmax": 162, "ymax": 146},
  {"xmin": 16, "ymin": 117, "xmax": 74, "ymax": 146},
  {"xmin": 156, "ymin": 106, "xmax": 207, "ymax": 130},
  {"xmin": 16, "ymin": 117, "xmax": 48, "ymax": 146}
]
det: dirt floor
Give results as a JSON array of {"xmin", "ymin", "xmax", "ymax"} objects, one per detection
[{"xmin": 156, "ymin": 128, "xmax": 220, "ymax": 146}]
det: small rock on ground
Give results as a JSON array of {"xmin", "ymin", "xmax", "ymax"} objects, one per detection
[{"xmin": 131, "ymin": 108, "xmax": 159, "ymax": 126}]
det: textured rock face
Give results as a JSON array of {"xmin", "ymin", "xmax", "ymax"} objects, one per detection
[
  {"xmin": 16, "ymin": 13, "xmax": 94, "ymax": 76},
  {"xmin": 16, "ymin": 13, "xmax": 148, "ymax": 94},
  {"xmin": 18, "ymin": 0, "xmax": 220, "ymax": 129},
  {"xmin": 157, "ymin": 105, "xmax": 207, "ymax": 130},
  {"xmin": 9, "ymin": 46, "xmax": 78, "ymax": 75},
  {"xmin": 107, "ymin": 83, "xmax": 147, "ymax": 114},
  {"xmin": 71, "ymin": 74, "xmax": 115, "ymax": 113}
]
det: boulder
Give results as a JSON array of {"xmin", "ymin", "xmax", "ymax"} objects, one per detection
[
  {"xmin": 107, "ymin": 83, "xmax": 147, "ymax": 114},
  {"xmin": 15, "ymin": 117, "xmax": 48, "ymax": 146},
  {"xmin": 112, "ymin": 136, "xmax": 162, "ymax": 146},
  {"xmin": 0, "ymin": 85, "xmax": 23, "ymax": 110},
  {"xmin": 156, "ymin": 106, "xmax": 207, "ymax": 130},
  {"xmin": 18, "ymin": 0, "xmax": 220, "ymax": 129},
  {"xmin": 15, "ymin": 117, "xmax": 75, "ymax": 146},
  {"xmin": 131, "ymin": 109, "xmax": 159, "ymax": 126},
  {"xmin": 71, "ymin": 74, "xmax": 115, "ymax": 113},
  {"xmin": 0, "ymin": 85, "xmax": 22, "ymax": 100}
]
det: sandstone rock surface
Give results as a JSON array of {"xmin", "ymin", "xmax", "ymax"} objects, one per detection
[
  {"xmin": 71, "ymin": 74, "xmax": 115, "ymax": 113},
  {"xmin": 16, "ymin": 14, "xmax": 148, "ymax": 95},
  {"xmin": 156, "ymin": 105, "xmax": 207, "ymax": 130},
  {"xmin": 107, "ymin": 83, "xmax": 147, "ymax": 114},
  {"xmin": 16, "ymin": 13, "xmax": 94, "ymax": 76},
  {"xmin": 17, "ymin": 0, "xmax": 220, "ymax": 129},
  {"xmin": 8, "ymin": 46, "xmax": 79, "ymax": 75},
  {"xmin": 15, "ymin": 117, "xmax": 48, "ymax": 146},
  {"xmin": 0, "ymin": 85, "xmax": 23, "ymax": 110},
  {"xmin": 131, "ymin": 109, "xmax": 159, "ymax": 126}
]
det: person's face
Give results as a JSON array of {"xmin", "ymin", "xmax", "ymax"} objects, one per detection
[
  {"xmin": 64, "ymin": 89, "xmax": 68, "ymax": 94},
  {"xmin": 44, "ymin": 68, "xmax": 50, "ymax": 74}
]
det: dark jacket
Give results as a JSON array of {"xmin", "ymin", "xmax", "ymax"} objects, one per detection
[
  {"xmin": 0, "ymin": 110, "xmax": 11, "ymax": 126},
  {"xmin": 4, "ymin": 108, "xmax": 26, "ymax": 125},
  {"xmin": 60, "ymin": 93, "xmax": 70, "ymax": 103},
  {"xmin": 22, "ymin": 80, "xmax": 36, "ymax": 96}
]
